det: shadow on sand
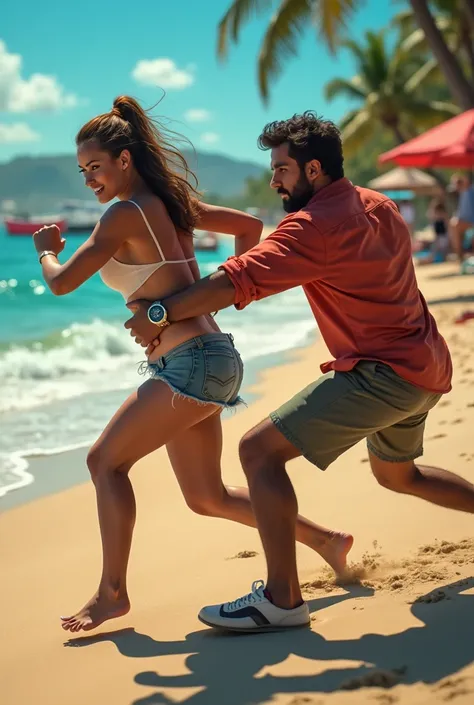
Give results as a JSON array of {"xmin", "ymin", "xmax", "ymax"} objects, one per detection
[{"xmin": 65, "ymin": 579, "xmax": 474, "ymax": 705}]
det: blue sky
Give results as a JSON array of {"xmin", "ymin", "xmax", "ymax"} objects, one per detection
[{"xmin": 1, "ymin": 0, "xmax": 398, "ymax": 166}]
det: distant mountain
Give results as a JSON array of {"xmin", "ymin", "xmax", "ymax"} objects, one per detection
[{"xmin": 0, "ymin": 151, "xmax": 265, "ymax": 214}]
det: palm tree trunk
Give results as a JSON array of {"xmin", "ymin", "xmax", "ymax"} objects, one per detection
[
  {"xmin": 464, "ymin": 0, "xmax": 474, "ymax": 30},
  {"xmin": 461, "ymin": 2, "xmax": 474, "ymax": 79},
  {"xmin": 410, "ymin": 0, "xmax": 474, "ymax": 109}
]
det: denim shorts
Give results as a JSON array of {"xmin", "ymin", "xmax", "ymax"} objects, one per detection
[{"xmin": 140, "ymin": 333, "xmax": 244, "ymax": 408}]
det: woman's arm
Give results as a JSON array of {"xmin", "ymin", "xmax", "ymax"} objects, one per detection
[
  {"xmin": 34, "ymin": 202, "xmax": 136, "ymax": 296},
  {"xmin": 195, "ymin": 202, "xmax": 263, "ymax": 256}
]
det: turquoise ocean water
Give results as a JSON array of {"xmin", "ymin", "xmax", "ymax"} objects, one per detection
[{"xmin": 0, "ymin": 226, "xmax": 315, "ymax": 498}]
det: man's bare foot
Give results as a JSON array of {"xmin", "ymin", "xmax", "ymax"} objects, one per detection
[
  {"xmin": 317, "ymin": 532, "xmax": 354, "ymax": 577},
  {"xmin": 60, "ymin": 589, "xmax": 130, "ymax": 633}
]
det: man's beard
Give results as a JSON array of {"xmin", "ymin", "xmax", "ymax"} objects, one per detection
[{"xmin": 279, "ymin": 173, "xmax": 314, "ymax": 213}]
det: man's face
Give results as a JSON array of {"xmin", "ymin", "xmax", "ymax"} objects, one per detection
[{"xmin": 270, "ymin": 143, "xmax": 314, "ymax": 213}]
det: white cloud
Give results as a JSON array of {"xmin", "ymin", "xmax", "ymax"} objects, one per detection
[
  {"xmin": 200, "ymin": 132, "xmax": 220, "ymax": 145},
  {"xmin": 0, "ymin": 41, "xmax": 78, "ymax": 113},
  {"xmin": 132, "ymin": 58, "xmax": 194, "ymax": 89},
  {"xmin": 0, "ymin": 122, "xmax": 40, "ymax": 143},
  {"xmin": 184, "ymin": 108, "xmax": 211, "ymax": 123}
]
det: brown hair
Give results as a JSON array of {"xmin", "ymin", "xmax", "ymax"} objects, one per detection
[{"xmin": 76, "ymin": 95, "xmax": 200, "ymax": 232}]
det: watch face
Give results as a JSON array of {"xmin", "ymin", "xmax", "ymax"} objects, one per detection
[{"xmin": 148, "ymin": 304, "xmax": 166, "ymax": 324}]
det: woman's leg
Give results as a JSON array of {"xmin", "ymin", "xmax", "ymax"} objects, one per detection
[
  {"xmin": 61, "ymin": 379, "xmax": 218, "ymax": 633},
  {"xmin": 167, "ymin": 412, "xmax": 353, "ymax": 575}
]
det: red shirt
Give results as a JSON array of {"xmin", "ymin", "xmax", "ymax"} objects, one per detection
[{"xmin": 220, "ymin": 178, "xmax": 452, "ymax": 393}]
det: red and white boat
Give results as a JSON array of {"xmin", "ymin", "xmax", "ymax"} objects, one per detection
[{"xmin": 4, "ymin": 216, "xmax": 68, "ymax": 235}]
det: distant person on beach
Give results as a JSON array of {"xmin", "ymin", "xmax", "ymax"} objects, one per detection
[
  {"xmin": 127, "ymin": 112, "xmax": 474, "ymax": 633},
  {"xmin": 33, "ymin": 98, "xmax": 351, "ymax": 633},
  {"xmin": 416, "ymin": 198, "xmax": 450, "ymax": 265},
  {"xmin": 449, "ymin": 172, "xmax": 474, "ymax": 263}
]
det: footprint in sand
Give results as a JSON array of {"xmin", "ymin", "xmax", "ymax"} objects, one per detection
[
  {"xmin": 373, "ymin": 695, "xmax": 398, "ymax": 705},
  {"xmin": 227, "ymin": 550, "xmax": 259, "ymax": 560},
  {"xmin": 427, "ymin": 433, "xmax": 447, "ymax": 440},
  {"xmin": 451, "ymin": 418, "xmax": 464, "ymax": 425},
  {"xmin": 467, "ymin": 403, "xmax": 474, "ymax": 408},
  {"xmin": 414, "ymin": 589, "xmax": 448, "ymax": 604},
  {"xmin": 341, "ymin": 666, "xmax": 407, "ymax": 691},
  {"xmin": 433, "ymin": 677, "xmax": 470, "ymax": 701},
  {"xmin": 439, "ymin": 400, "xmax": 451, "ymax": 407}
]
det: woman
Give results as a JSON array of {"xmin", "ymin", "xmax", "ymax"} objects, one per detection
[{"xmin": 33, "ymin": 96, "xmax": 352, "ymax": 633}]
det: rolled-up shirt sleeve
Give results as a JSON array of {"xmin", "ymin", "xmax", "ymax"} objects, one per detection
[{"xmin": 219, "ymin": 213, "xmax": 325, "ymax": 310}]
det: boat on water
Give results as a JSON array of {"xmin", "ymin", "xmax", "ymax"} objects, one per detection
[
  {"xmin": 60, "ymin": 200, "xmax": 106, "ymax": 232},
  {"xmin": 5, "ymin": 216, "xmax": 68, "ymax": 235},
  {"xmin": 194, "ymin": 229, "xmax": 219, "ymax": 251}
]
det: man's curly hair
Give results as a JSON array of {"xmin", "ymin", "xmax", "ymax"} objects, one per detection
[{"xmin": 258, "ymin": 111, "xmax": 344, "ymax": 181}]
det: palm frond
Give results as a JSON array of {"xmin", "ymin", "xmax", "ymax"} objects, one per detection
[
  {"xmin": 406, "ymin": 100, "xmax": 460, "ymax": 122},
  {"xmin": 400, "ymin": 17, "xmax": 451, "ymax": 55},
  {"xmin": 339, "ymin": 109, "xmax": 374, "ymax": 156},
  {"xmin": 217, "ymin": 0, "xmax": 274, "ymax": 60},
  {"xmin": 257, "ymin": 0, "xmax": 312, "ymax": 102},
  {"xmin": 404, "ymin": 57, "xmax": 439, "ymax": 93},
  {"xmin": 390, "ymin": 9, "xmax": 416, "ymax": 36},
  {"xmin": 324, "ymin": 76, "xmax": 367, "ymax": 101},
  {"xmin": 312, "ymin": 0, "xmax": 358, "ymax": 54}
]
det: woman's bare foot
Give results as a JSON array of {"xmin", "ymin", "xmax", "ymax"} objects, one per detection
[
  {"xmin": 60, "ymin": 588, "xmax": 130, "ymax": 633},
  {"xmin": 317, "ymin": 531, "xmax": 354, "ymax": 577}
]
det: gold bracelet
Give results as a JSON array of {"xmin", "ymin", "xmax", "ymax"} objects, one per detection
[{"xmin": 38, "ymin": 250, "xmax": 58, "ymax": 264}]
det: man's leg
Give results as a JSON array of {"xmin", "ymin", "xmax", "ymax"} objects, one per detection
[
  {"xmin": 238, "ymin": 418, "xmax": 304, "ymax": 609},
  {"xmin": 369, "ymin": 452, "xmax": 474, "ymax": 512},
  {"xmin": 198, "ymin": 363, "xmax": 407, "ymax": 632}
]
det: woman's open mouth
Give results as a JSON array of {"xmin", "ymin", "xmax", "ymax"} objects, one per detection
[{"xmin": 93, "ymin": 186, "xmax": 105, "ymax": 196}]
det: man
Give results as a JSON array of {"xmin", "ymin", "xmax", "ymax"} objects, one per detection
[
  {"xmin": 125, "ymin": 112, "xmax": 474, "ymax": 633},
  {"xmin": 449, "ymin": 172, "xmax": 474, "ymax": 263}
]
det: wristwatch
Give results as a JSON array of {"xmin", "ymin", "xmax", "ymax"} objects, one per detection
[{"xmin": 147, "ymin": 300, "xmax": 170, "ymax": 327}]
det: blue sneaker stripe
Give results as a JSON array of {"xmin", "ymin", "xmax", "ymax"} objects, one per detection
[{"xmin": 219, "ymin": 605, "xmax": 270, "ymax": 626}]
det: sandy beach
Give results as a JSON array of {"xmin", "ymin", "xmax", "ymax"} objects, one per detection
[{"xmin": 2, "ymin": 261, "xmax": 474, "ymax": 705}]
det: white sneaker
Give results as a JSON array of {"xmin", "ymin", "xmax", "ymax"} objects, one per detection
[{"xmin": 198, "ymin": 580, "xmax": 310, "ymax": 632}]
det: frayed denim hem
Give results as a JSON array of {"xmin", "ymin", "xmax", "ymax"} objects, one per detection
[{"xmin": 142, "ymin": 365, "xmax": 246, "ymax": 411}]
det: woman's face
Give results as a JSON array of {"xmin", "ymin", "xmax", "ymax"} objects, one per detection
[{"xmin": 77, "ymin": 140, "xmax": 129, "ymax": 203}]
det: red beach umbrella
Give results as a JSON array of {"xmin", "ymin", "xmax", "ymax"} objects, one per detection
[{"xmin": 379, "ymin": 110, "xmax": 474, "ymax": 169}]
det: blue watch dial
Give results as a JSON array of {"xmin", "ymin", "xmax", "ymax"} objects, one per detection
[{"xmin": 148, "ymin": 303, "xmax": 166, "ymax": 324}]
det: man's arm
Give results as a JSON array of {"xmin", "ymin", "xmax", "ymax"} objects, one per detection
[
  {"xmin": 125, "ymin": 214, "xmax": 324, "ymax": 345},
  {"xmin": 164, "ymin": 269, "xmax": 235, "ymax": 320},
  {"xmin": 124, "ymin": 270, "xmax": 235, "ymax": 347}
]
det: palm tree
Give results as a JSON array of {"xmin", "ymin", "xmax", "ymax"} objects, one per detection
[
  {"xmin": 394, "ymin": 0, "xmax": 474, "ymax": 82},
  {"xmin": 217, "ymin": 0, "xmax": 474, "ymax": 108},
  {"xmin": 408, "ymin": 0, "xmax": 474, "ymax": 109},
  {"xmin": 323, "ymin": 30, "xmax": 459, "ymax": 156}
]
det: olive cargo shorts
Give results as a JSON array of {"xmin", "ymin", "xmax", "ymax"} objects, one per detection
[{"xmin": 270, "ymin": 361, "xmax": 442, "ymax": 470}]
